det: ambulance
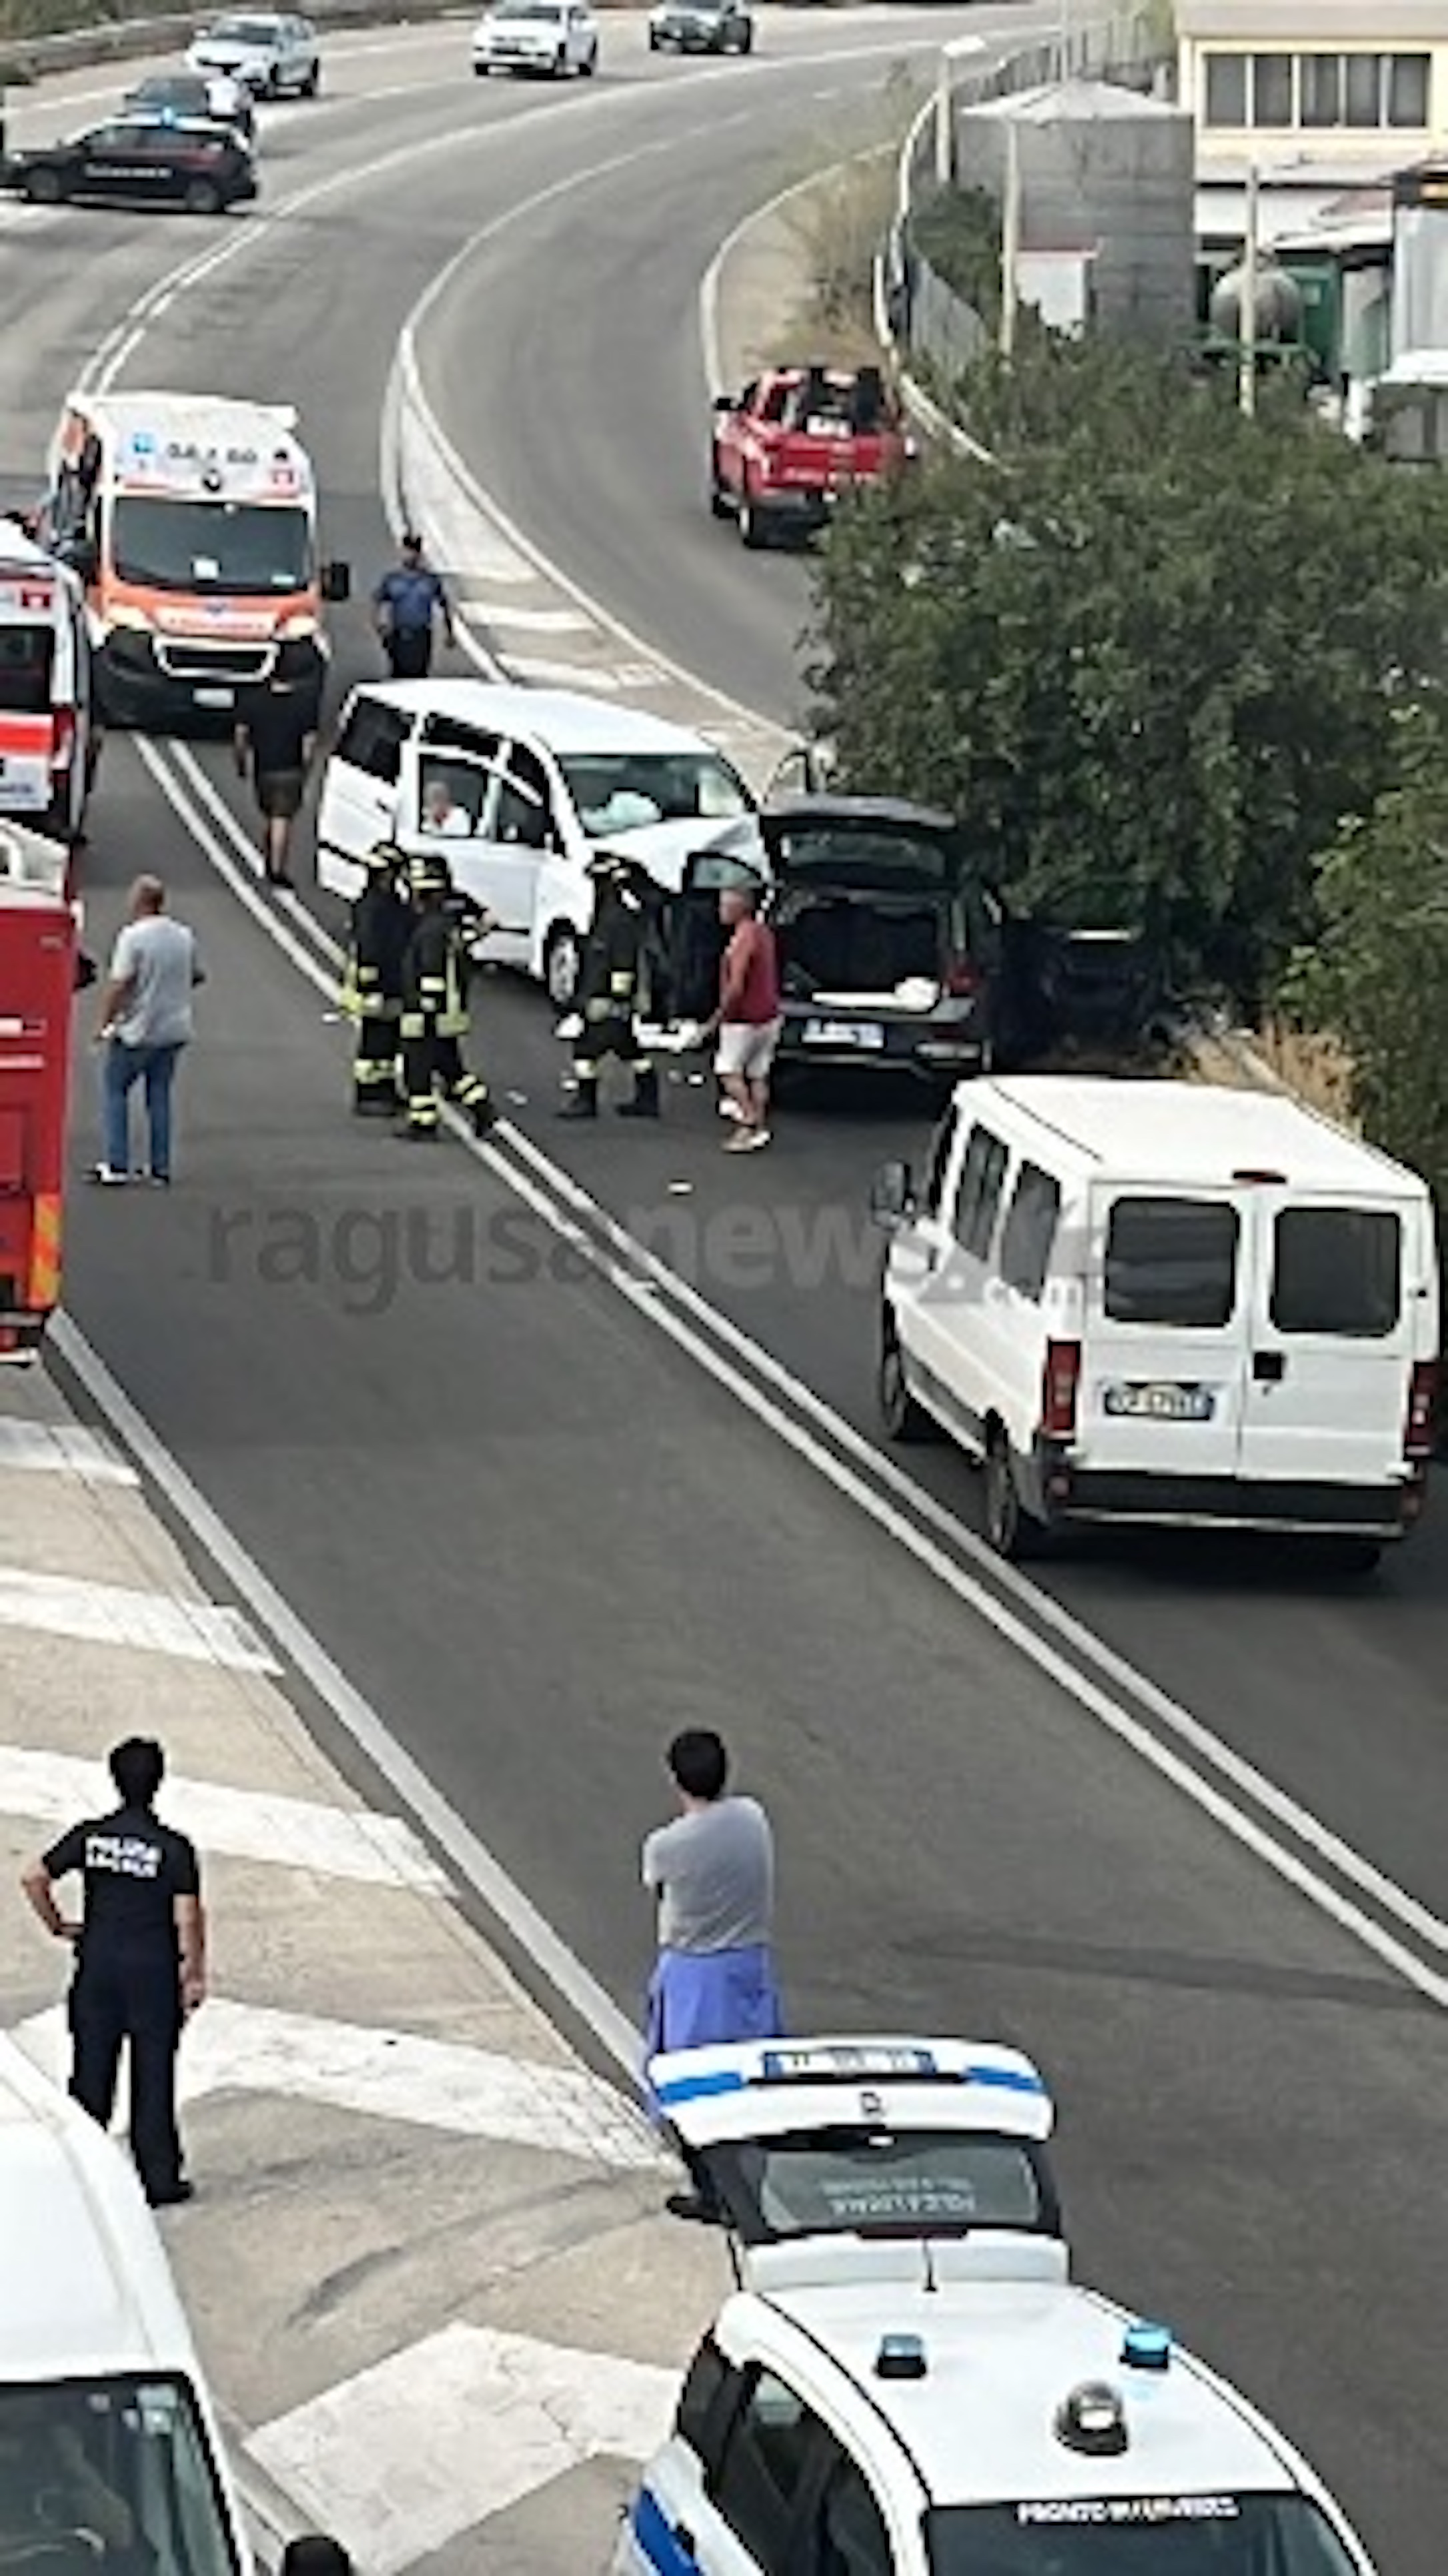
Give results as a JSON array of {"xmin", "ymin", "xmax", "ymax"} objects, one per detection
[
  {"xmin": 43, "ymin": 390, "xmax": 349, "ymax": 728},
  {"xmin": 0, "ymin": 516, "xmax": 93, "ymax": 845}
]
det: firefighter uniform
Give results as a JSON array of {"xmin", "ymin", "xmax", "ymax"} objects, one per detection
[
  {"xmin": 340, "ymin": 845, "xmax": 411, "ymax": 1115},
  {"xmin": 399, "ymin": 857, "xmax": 495, "ymax": 1139},
  {"xmin": 559, "ymin": 855, "xmax": 659, "ymax": 1120}
]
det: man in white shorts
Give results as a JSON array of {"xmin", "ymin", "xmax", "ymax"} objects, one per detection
[{"xmin": 700, "ymin": 884, "xmax": 782, "ymax": 1153}]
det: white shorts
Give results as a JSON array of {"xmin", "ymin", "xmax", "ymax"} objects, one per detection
[{"xmin": 716, "ymin": 1017, "xmax": 782, "ymax": 1081}]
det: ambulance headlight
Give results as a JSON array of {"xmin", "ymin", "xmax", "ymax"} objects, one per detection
[
  {"xmin": 106, "ymin": 605, "xmax": 152, "ymax": 632},
  {"xmin": 275, "ymin": 613, "xmax": 319, "ymax": 640}
]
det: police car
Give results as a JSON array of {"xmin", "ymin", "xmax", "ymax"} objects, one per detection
[{"xmin": 612, "ymin": 2038, "xmax": 1375, "ymax": 2576}]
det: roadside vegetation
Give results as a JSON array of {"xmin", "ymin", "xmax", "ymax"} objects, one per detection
[
  {"xmin": 763, "ymin": 67, "xmax": 921, "ymax": 366},
  {"xmin": 806, "ymin": 334, "xmax": 1448, "ymax": 1199}
]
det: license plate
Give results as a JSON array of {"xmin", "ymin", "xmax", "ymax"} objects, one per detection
[
  {"xmin": 1104, "ymin": 1382, "xmax": 1216, "ymax": 1421},
  {"xmin": 762, "ymin": 2044, "xmax": 935, "ymax": 2080},
  {"xmin": 193, "ymin": 686, "xmax": 235, "ymax": 708},
  {"xmin": 803, "ymin": 1018, "xmax": 884, "ymax": 1049}
]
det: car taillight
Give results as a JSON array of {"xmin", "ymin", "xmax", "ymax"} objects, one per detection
[
  {"xmin": 1041, "ymin": 1340, "xmax": 1081, "ymax": 1439},
  {"xmin": 944, "ymin": 952, "xmax": 982, "ymax": 998},
  {"xmin": 51, "ymin": 709, "xmax": 73, "ymax": 771},
  {"xmin": 1405, "ymin": 1359, "xmax": 1438, "ymax": 1461}
]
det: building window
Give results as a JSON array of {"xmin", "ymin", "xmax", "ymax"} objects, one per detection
[
  {"xmin": 1345, "ymin": 51, "xmax": 1381, "ymax": 125},
  {"xmin": 1299, "ymin": 51, "xmax": 1343, "ymax": 125},
  {"xmin": 1203, "ymin": 50, "xmax": 1247, "ymax": 125},
  {"xmin": 1389, "ymin": 51, "xmax": 1430, "ymax": 126},
  {"xmin": 1251, "ymin": 51, "xmax": 1293, "ymax": 125}
]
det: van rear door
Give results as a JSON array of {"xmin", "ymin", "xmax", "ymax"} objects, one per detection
[
  {"xmin": 1237, "ymin": 1189, "xmax": 1425, "ymax": 1493},
  {"xmin": 1080, "ymin": 1185, "xmax": 1252, "ymax": 1479}
]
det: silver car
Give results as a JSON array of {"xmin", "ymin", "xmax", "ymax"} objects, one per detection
[{"xmin": 187, "ymin": 13, "xmax": 321, "ymax": 95}]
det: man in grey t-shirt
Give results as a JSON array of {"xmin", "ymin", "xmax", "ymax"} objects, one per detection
[
  {"xmin": 93, "ymin": 876, "xmax": 204, "ymax": 1187},
  {"xmin": 642, "ymin": 1728, "xmax": 783, "ymax": 2218}
]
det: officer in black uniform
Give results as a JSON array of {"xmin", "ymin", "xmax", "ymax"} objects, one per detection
[
  {"xmin": 340, "ymin": 842, "xmax": 412, "ymax": 1115},
  {"xmin": 559, "ymin": 851, "xmax": 660, "ymax": 1121},
  {"xmin": 398, "ymin": 854, "xmax": 496, "ymax": 1139},
  {"xmin": 21, "ymin": 1736, "xmax": 206, "ymax": 2208}
]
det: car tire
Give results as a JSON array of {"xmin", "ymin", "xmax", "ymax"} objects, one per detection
[
  {"xmin": 878, "ymin": 1317, "xmax": 934, "ymax": 1446},
  {"xmin": 708, "ymin": 450, "xmax": 732, "ymax": 519},
  {"xmin": 474, "ymin": 58, "xmax": 490, "ymax": 71},
  {"xmin": 551, "ymin": 49, "xmax": 567, "ymax": 73},
  {"xmin": 580, "ymin": 44, "xmax": 596, "ymax": 71},
  {"xmin": 648, "ymin": 28, "xmax": 660, "ymax": 44},
  {"xmin": 738, "ymin": 23, "xmax": 752, "ymax": 47},
  {"xmin": 982, "ymin": 1431, "xmax": 1042, "ymax": 1561},
  {"xmin": 24, "ymin": 165, "xmax": 65, "ymax": 203},
  {"xmin": 738, "ymin": 482, "xmax": 766, "ymax": 549},
  {"xmin": 544, "ymin": 925, "xmax": 582, "ymax": 1009},
  {"xmin": 184, "ymin": 175, "xmax": 223, "ymax": 215},
  {"xmin": 1316, "ymin": 1537, "xmax": 1384, "ymax": 1579}
]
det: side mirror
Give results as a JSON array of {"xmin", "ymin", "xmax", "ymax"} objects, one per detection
[
  {"xmin": 869, "ymin": 1160, "xmax": 914, "ymax": 1231},
  {"xmin": 320, "ymin": 559, "xmax": 350, "ymax": 604},
  {"xmin": 712, "ymin": 392, "xmax": 737, "ymax": 414}
]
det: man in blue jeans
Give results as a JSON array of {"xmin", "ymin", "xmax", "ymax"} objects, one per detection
[{"xmin": 91, "ymin": 876, "xmax": 204, "ymax": 1187}]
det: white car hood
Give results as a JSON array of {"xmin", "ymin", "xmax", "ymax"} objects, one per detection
[
  {"xmin": 190, "ymin": 39, "xmax": 271, "ymax": 67},
  {"xmin": 595, "ymin": 812, "xmax": 766, "ymax": 892},
  {"xmin": 478, "ymin": 15, "xmax": 563, "ymax": 35}
]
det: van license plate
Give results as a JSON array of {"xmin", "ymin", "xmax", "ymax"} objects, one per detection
[
  {"xmin": 803, "ymin": 1019, "xmax": 884, "ymax": 1049},
  {"xmin": 1105, "ymin": 1383, "xmax": 1215, "ymax": 1421},
  {"xmin": 193, "ymin": 686, "xmax": 235, "ymax": 708}
]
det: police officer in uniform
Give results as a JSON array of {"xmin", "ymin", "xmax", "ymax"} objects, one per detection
[
  {"xmin": 399, "ymin": 854, "xmax": 496, "ymax": 1139},
  {"xmin": 340, "ymin": 842, "xmax": 411, "ymax": 1115},
  {"xmin": 21, "ymin": 1736, "xmax": 206, "ymax": 2208},
  {"xmin": 559, "ymin": 851, "xmax": 660, "ymax": 1121}
]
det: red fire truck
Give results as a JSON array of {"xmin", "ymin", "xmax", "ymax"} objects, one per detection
[{"xmin": 0, "ymin": 848, "xmax": 77, "ymax": 1358}]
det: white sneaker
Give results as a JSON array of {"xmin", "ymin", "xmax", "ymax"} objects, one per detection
[{"xmin": 89, "ymin": 1165, "xmax": 129, "ymax": 1186}]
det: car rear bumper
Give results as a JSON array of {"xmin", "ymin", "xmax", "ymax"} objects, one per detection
[
  {"xmin": 1038, "ymin": 1456, "xmax": 1427, "ymax": 1539},
  {"xmin": 778, "ymin": 1005, "xmax": 987, "ymax": 1080}
]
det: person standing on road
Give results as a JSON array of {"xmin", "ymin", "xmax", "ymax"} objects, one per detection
[
  {"xmin": 20, "ymin": 1736, "xmax": 207, "ymax": 2210},
  {"xmin": 398, "ymin": 854, "xmax": 496, "ymax": 1139},
  {"xmin": 698, "ymin": 883, "xmax": 782, "ymax": 1154},
  {"xmin": 233, "ymin": 675, "xmax": 317, "ymax": 887},
  {"xmin": 559, "ymin": 852, "xmax": 660, "ymax": 1122},
  {"xmin": 372, "ymin": 532, "xmax": 455, "ymax": 680},
  {"xmin": 340, "ymin": 842, "xmax": 412, "ymax": 1116},
  {"xmin": 91, "ymin": 874, "xmax": 203, "ymax": 1187}
]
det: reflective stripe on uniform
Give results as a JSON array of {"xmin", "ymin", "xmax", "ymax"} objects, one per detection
[{"xmin": 26, "ymin": 1193, "xmax": 61, "ymax": 1313}]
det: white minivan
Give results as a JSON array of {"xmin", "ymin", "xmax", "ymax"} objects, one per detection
[
  {"xmin": 872, "ymin": 1075, "xmax": 1439, "ymax": 1567},
  {"xmin": 315, "ymin": 680, "xmax": 758, "ymax": 1006}
]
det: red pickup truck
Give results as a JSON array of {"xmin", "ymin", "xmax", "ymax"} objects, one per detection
[{"xmin": 708, "ymin": 364, "xmax": 914, "ymax": 550}]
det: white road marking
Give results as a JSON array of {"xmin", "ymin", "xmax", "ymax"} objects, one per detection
[
  {"xmin": 0, "ymin": 1419, "xmax": 137, "ymax": 1484},
  {"xmin": 0, "ymin": 1566, "xmax": 276, "ymax": 1670},
  {"xmin": 464, "ymin": 601, "xmax": 598, "ymax": 632},
  {"xmin": 502, "ymin": 653, "xmax": 624, "ymax": 686},
  {"xmin": 247, "ymin": 2322, "xmax": 677, "ymax": 2575},
  {"xmin": 0, "ymin": 1746, "xmax": 449, "ymax": 1891},
  {"xmin": 11, "ymin": 1998, "xmax": 662, "ymax": 2164}
]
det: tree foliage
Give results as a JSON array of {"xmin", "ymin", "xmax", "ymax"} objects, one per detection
[{"xmin": 806, "ymin": 338, "xmax": 1448, "ymax": 1007}]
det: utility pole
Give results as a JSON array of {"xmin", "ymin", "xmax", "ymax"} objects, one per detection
[
  {"xmin": 1239, "ymin": 159, "xmax": 1259, "ymax": 418},
  {"xmin": 934, "ymin": 44, "xmax": 953, "ymax": 185},
  {"xmin": 1000, "ymin": 116, "xmax": 1021, "ymax": 360}
]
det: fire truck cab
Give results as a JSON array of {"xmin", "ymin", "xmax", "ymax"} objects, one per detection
[
  {"xmin": 0, "ymin": 852, "xmax": 76, "ymax": 1359},
  {"xmin": 43, "ymin": 390, "xmax": 349, "ymax": 730},
  {"xmin": 0, "ymin": 518, "xmax": 93, "ymax": 847}
]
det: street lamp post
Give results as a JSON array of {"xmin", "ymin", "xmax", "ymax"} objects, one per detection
[{"xmin": 1239, "ymin": 159, "xmax": 1260, "ymax": 417}]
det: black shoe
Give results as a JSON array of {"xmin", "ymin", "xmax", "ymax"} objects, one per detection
[
  {"xmin": 145, "ymin": 2177, "xmax": 194, "ymax": 2208},
  {"xmin": 616, "ymin": 1096, "xmax": 660, "ymax": 1120},
  {"xmin": 143, "ymin": 1171, "xmax": 171, "ymax": 1187},
  {"xmin": 352, "ymin": 1097, "xmax": 398, "ymax": 1118},
  {"xmin": 265, "ymin": 870, "xmax": 293, "ymax": 890},
  {"xmin": 469, "ymin": 1099, "xmax": 497, "ymax": 1135}
]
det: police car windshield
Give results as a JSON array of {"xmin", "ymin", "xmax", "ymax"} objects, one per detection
[
  {"xmin": 708, "ymin": 2126, "xmax": 1046, "ymax": 2242},
  {"xmin": 925, "ymin": 2494, "xmax": 1360, "ymax": 2576},
  {"xmin": 560, "ymin": 752, "xmax": 752, "ymax": 832},
  {"xmin": 111, "ymin": 499, "xmax": 310, "ymax": 595},
  {"xmin": 0, "ymin": 2375, "xmax": 239, "ymax": 2575}
]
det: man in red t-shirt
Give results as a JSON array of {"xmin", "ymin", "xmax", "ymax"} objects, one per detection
[{"xmin": 700, "ymin": 884, "xmax": 782, "ymax": 1153}]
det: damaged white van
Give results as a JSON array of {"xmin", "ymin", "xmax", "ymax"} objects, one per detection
[{"xmin": 871, "ymin": 1077, "xmax": 1439, "ymax": 1567}]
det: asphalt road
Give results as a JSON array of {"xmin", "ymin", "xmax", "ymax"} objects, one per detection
[{"xmin": 4, "ymin": 19, "xmax": 1447, "ymax": 2563}]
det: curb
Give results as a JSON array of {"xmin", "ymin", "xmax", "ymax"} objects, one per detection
[{"xmin": 699, "ymin": 143, "xmax": 890, "ymax": 398}]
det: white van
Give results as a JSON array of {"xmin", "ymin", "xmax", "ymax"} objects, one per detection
[
  {"xmin": 871, "ymin": 1075, "xmax": 1440, "ymax": 1567},
  {"xmin": 314, "ymin": 680, "xmax": 758, "ymax": 1005},
  {"xmin": 0, "ymin": 2036, "xmax": 345, "ymax": 2572}
]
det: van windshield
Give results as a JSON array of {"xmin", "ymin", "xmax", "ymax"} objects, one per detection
[
  {"xmin": 0, "ymin": 625, "xmax": 53, "ymax": 714},
  {"xmin": 0, "ymin": 2374, "xmax": 240, "ymax": 2575},
  {"xmin": 560, "ymin": 752, "xmax": 752, "ymax": 833},
  {"xmin": 111, "ymin": 498, "xmax": 310, "ymax": 596},
  {"xmin": 926, "ymin": 2493, "xmax": 1359, "ymax": 2576}
]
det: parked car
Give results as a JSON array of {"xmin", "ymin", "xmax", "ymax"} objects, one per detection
[
  {"xmin": 10, "ymin": 118, "xmax": 256, "ymax": 213},
  {"xmin": 472, "ymin": 0, "xmax": 598, "ymax": 77},
  {"xmin": 187, "ymin": 12, "xmax": 320, "ymax": 94},
  {"xmin": 710, "ymin": 364, "xmax": 914, "ymax": 546},
  {"xmin": 649, "ymin": 0, "xmax": 752, "ymax": 51},
  {"xmin": 125, "ymin": 69, "xmax": 256, "ymax": 139}
]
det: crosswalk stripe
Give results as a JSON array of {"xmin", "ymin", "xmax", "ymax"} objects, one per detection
[
  {"xmin": 0, "ymin": 1421, "xmax": 138, "ymax": 1483},
  {"xmin": 462, "ymin": 601, "xmax": 596, "ymax": 632},
  {"xmin": 0, "ymin": 1567, "xmax": 276, "ymax": 1668},
  {"xmin": 247, "ymin": 2322, "xmax": 678, "ymax": 2575},
  {"xmin": 11, "ymin": 2000, "xmax": 664, "ymax": 2166},
  {"xmin": 0, "ymin": 1746, "xmax": 449, "ymax": 1890}
]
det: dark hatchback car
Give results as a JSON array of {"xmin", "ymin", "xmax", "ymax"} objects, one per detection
[
  {"xmin": 667, "ymin": 796, "xmax": 1018, "ymax": 1090},
  {"xmin": 13, "ymin": 117, "xmax": 257, "ymax": 214},
  {"xmin": 124, "ymin": 72, "xmax": 257, "ymax": 141}
]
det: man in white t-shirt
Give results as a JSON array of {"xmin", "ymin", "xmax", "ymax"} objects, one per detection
[{"xmin": 91, "ymin": 876, "xmax": 204, "ymax": 1187}]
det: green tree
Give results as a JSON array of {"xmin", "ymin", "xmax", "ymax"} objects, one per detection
[
  {"xmin": 1291, "ymin": 707, "xmax": 1448, "ymax": 1205},
  {"xmin": 806, "ymin": 339, "xmax": 1448, "ymax": 1007}
]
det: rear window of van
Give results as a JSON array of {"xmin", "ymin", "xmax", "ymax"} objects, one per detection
[
  {"xmin": 1271, "ymin": 1207, "xmax": 1401, "ymax": 1337},
  {"xmin": 1104, "ymin": 1197, "xmax": 1239, "ymax": 1328}
]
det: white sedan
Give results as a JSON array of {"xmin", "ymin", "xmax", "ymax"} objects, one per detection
[{"xmin": 472, "ymin": 0, "xmax": 598, "ymax": 77}]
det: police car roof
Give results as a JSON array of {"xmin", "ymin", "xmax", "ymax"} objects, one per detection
[
  {"xmin": 740, "ymin": 2275, "xmax": 1307, "ymax": 2509},
  {"xmin": 650, "ymin": 2035, "xmax": 1053, "ymax": 2145},
  {"xmin": 0, "ymin": 2038, "xmax": 203, "ymax": 2381},
  {"xmin": 364, "ymin": 678, "xmax": 732, "ymax": 760}
]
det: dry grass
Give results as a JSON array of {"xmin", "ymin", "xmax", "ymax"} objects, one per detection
[{"xmin": 1183, "ymin": 1020, "xmax": 1359, "ymax": 1126}]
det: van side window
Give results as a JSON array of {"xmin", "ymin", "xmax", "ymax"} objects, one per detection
[
  {"xmin": 1105, "ymin": 1197, "xmax": 1239, "ymax": 1329},
  {"xmin": 998, "ymin": 1161, "xmax": 1060, "ymax": 1301},
  {"xmin": 922, "ymin": 1108, "xmax": 958, "ymax": 1217},
  {"xmin": 496, "ymin": 744, "xmax": 554, "ymax": 850},
  {"xmin": 675, "ymin": 2335, "xmax": 742, "ymax": 2477},
  {"xmin": 336, "ymin": 698, "xmax": 408, "ymax": 785},
  {"xmin": 953, "ymin": 1125, "xmax": 1008, "ymax": 1260},
  {"xmin": 708, "ymin": 2369, "xmax": 816, "ymax": 2569},
  {"xmin": 1271, "ymin": 1207, "xmax": 1401, "ymax": 1338}
]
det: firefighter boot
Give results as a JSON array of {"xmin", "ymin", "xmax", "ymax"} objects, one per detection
[
  {"xmin": 558, "ymin": 1073, "xmax": 599, "ymax": 1120},
  {"xmin": 616, "ymin": 1065, "xmax": 660, "ymax": 1120}
]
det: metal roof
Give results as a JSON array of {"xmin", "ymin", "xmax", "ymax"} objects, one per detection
[
  {"xmin": 361, "ymin": 679, "xmax": 734, "ymax": 756},
  {"xmin": 67, "ymin": 390, "xmax": 299, "ymax": 441},
  {"xmin": 956, "ymin": 1076, "xmax": 1419, "ymax": 1189},
  {"xmin": 1179, "ymin": 0, "xmax": 1448, "ymax": 39}
]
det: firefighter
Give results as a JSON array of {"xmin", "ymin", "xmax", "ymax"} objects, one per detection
[
  {"xmin": 398, "ymin": 854, "xmax": 495, "ymax": 1141},
  {"xmin": 558, "ymin": 852, "xmax": 659, "ymax": 1121},
  {"xmin": 339, "ymin": 843, "xmax": 410, "ymax": 1116}
]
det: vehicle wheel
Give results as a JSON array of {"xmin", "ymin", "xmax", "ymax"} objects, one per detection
[
  {"xmin": 1317, "ymin": 1537, "xmax": 1384, "ymax": 1579},
  {"xmin": 878, "ymin": 1318, "xmax": 934, "ymax": 1445},
  {"xmin": 544, "ymin": 925, "xmax": 582, "ymax": 1009},
  {"xmin": 738, "ymin": 487, "xmax": 766, "ymax": 550},
  {"xmin": 552, "ymin": 49, "xmax": 567, "ymax": 73},
  {"xmin": 301, "ymin": 61, "xmax": 320, "ymax": 94},
  {"xmin": 648, "ymin": 28, "xmax": 660, "ymax": 44},
  {"xmin": 738, "ymin": 22, "xmax": 753, "ymax": 47},
  {"xmin": 580, "ymin": 44, "xmax": 596, "ymax": 71},
  {"xmin": 24, "ymin": 166, "xmax": 64, "ymax": 203},
  {"xmin": 708, "ymin": 449, "xmax": 732, "ymax": 519},
  {"xmin": 474, "ymin": 58, "xmax": 490, "ymax": 71},
  {"xmin": 982, "ymin": 1433, "xmax": 1040, "ymax": 1561},
  {"xmin": 184, "ymin": 175, "xmax": 223, "ymax": 215}
]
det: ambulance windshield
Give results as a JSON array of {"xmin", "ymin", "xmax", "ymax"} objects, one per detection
[{"xmin": 111, "ymin": 498, "xmax": 310, "ymax": 596}]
